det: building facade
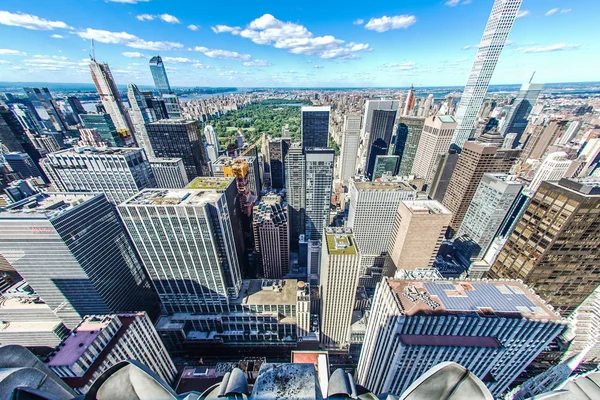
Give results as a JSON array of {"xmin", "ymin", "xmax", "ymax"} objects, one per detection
[
  {"xmin": 395, "ymin": 116, "xmax": 426, "ymax": 176},
  {"xmin": 149, "ymin": 157, "xmax": 189, "ymax": 188},
  {"xmin": 0, "ymin": 193, "xmax": 161, "ymax": 328},
  {"xmin": 127, "ymin": 83, "xmax": 157, "ymax": 157},
  {"xmin": 529, "ymin": 152, "xmax": 572, "ymax": 194},
  {"xmin": 285, "ymin": 144, "xmax": 306, "ymax": 247},
  {"xmin": 301, "ymin": 107, "xmax": 330, "ymax": 149},
  {"xmin": 149, "ymin": 56, "xmax": 172, "ymax": 95},
  {"xmin": 252, "ymin": 194, "xmax": 290, "ymax": 279},
  {"xmin": 268, "ymin": 138, "xmax": 288, "ymax": 189},
  {"xmin": 339, "ymin": 115, "xmax": 361, "ymax": 185},
  {"xmin": 305, "ymin": 148, "xmax": 334, "ymax": 241},
  {"xmin": 80, "ymin": 113, "xmax": 124, "ymax": 147},
  {"xmin": 411, "ymin": 115, "xmax": 456, "ymax": 185},
  {"xmin": 501, "ymin": 82, "xmax": 544, "ymax": 145},
  {"xmin": 40, "ymin": 147, "xmax": 157, "ymax": 205}
]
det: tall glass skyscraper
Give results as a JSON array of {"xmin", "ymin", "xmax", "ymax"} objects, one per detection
[
  {"xmin": 127, "ymin": 83, "xmax": 157, "ymax": 157},
  {"xmin": 501, "ymin": 81, "xmax": 544, "ymax": 146},
  {"xmin": 149, "ymin": 56, "xmax": 172, "ymax": 95},
  {"xmin": 0, "ymin": 192, "xmax": 161, "ymax": 328},
  {"xmin": 301, "ymin": 106, "xmax": 330, "ymax": 149},
  {"xmin": 451, "ymin": 0, "xmax": 523, "ymax": 149},
  {"xmin": 305, "ymin": 148, "xmax": 334, "ymax": 241}
]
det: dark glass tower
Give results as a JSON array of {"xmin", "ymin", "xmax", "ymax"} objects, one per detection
[
  {"xmin": 395, "ymin": 116, "xmax": 425, "ymax": 176},
  {"xmin": 365, "ymin": 109, "xmax": 397, "ymax": 179},
  {"xmin": 149, "ymin": 56, "xmax": 172, "ymax": 95},
  {"xmin": 301, "ymin": 106, "xmax": 330, "ymax": 150}
]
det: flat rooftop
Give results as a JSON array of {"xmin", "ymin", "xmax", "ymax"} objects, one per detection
[
  {"xmin": 47, "ymin": 315, "xmax": 117, "ymax": 367},
  {"xmin": 186, "ymin": 177, "xmax": 232, "ymax": 190},
  {"xmin": 402, "ymin": 200, "xmax": 451, "ymax": 215},
  {"xmin": 438, "ymin": 115, "xmax": 456, "ymax": 123},
  {"xmin": 149, "ymin": 157, "xmax": 183, "ymax": 163},
  {"xmin": 325, "ymin": 232, "xmax": 357, "ymax": 255},
  {"xmin": 149, "ymin": 119, "xmax": 192, "ymax": 125},
  {"xmin": 0, "ymin": 193, "xmax": 97, "ymax": 219},
  {"xmin": 52, "ymin": 146, "xmax": 142, "ymax": 156},
  {"xmin": 232, "ymin": 279, "xmax": 297, "ymax": 306},
  {"xmin": 0, "ymin": 320, "xmax": 62, "ymax": 333},
  {"xmin": 302, "ymin": 106, "xmax": 330, "ymax": 112},
  {"xmin": 213, "ymin": 155, "xmax": 256, "ymax": 165},
  {"xmin": 386, "ymin": 279, "xmax": 560, "ymax": 321},
  {"xmin": 122, "ymin": 188, "xmax": 222, "ymax": 207},
  {"xmin": 353, "ymin": 180, "xmax": 414, "ymax": 192}
]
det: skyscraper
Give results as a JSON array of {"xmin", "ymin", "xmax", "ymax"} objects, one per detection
[
  {"xmin": 411, "ymin": 115, "xmax": 456, "ymax": 185},
  {"xmin": 372, "ymin": 155, "xmax": 399, "ymax": 180},
  {"xmin": 305, "ymin": 148, "xmax": 334, "ymax": 241},
  {"xmin": 252, "ymin": 194, "xmax": 290, "ymax": 279},
  {"xmin": 388, "ymin": 200, "xmax": 452, "ymax": 271},
  {"xmin": 146, "ymin": 119, "xmax": 211, "ymax": 179},
  {"xmin": 454, "ymin": 173, "xmax": 523, "ymax": 276},
  {"xmin": 559, "ymin": 120, "xmax": 583, "ymax": 146},
  {"xmin": 285, "ymin": 143, "xmax": 306, "ymax": 247},
  {"xmin": 118, "ymin": 184, "xmax": 243, "ymax": 313},
  {"xmin": 394, "ymin": 116, "xmax": 425, "ymax": 176},
  {"xmin": 80, "ymin": 113, "xmax": 124, "ymax": 147},
  {"xmin": 149, "ymin": 157, "xmax": 189, "ymax": 188},
  {"xmin": 127, "ymin": 83, "xmax": 157, "ymax": 157},
  {"xmin": 361, "ymin": 100, "xmax": 400, "ymax": 177},
  {"xmin": 402, "ymin": 86, "xmax": 415, "ymax": 116},
  {"xmin": 489, "ymin": 178, "xmax": 600, "ymax": 314},
  {"xmin": 40, "ymin": 147, "xmax": 157, "ymax": 205},
  {"xmin": 0, "ymin": 103, "xmax": 43, "ymax": 175},
  {"xmin": 442, "ymin": 141, "xmax": 520, "ymax": 233},
  {"xmin": 356, "ymin": 278, "xmax": 565, "ymax": 397},
  {"xmin": 149, "ymin": 56, "xmax": 172, "ymax": 95},
  {"xmin": 451, "ymin": 0, "xmax": 523, "ymax": 149},
  {"xmin": 521, "ymin": 120, "xmax": 568, "ymax": 161},
  {"xmin": 339, "ymin": 115, "xmax": 361, "ymax": 185},
  {"xmin": 428, "ymin": 149, "xmax": 460, "ymax": 202},
  {"xmin": 268, "ymin": 138, "xmax": 288, "ymax": 189},
  {"xmin": 529, "ymin": 152, "xmax": 572, "ymax": 193},
  {"xmin": 320, "ymin": 228, "xmax": 361, "ymax": 349},
  {"xmin": 0, "ymin": 193, "xmax": 161, "ymax": 328},
  {"xmin": 89, "ymin": 58, "xmax": 135, "ymax": 138},
  {"xmin": 23, "ymin": 87, "xmax": 68, "ymax": 132},
  {"xmin": 301, "ymin": 107, "xmax": 330, "ymax": 149},
  {"xmin": 501, "ymin": 81, "xmax": 544, "ymax": 144},
  {"xmin": 204, "ymin": 124, "xmax": 220, "ymax": 153},
  {"xmin": 4, "ymin": 152, "xmax": 43, "ymax": 180}
]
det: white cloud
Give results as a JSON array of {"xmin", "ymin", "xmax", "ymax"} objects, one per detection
[
  {"xmin": 381, "ymin": 61, "xmax": 415, "ymax": 70},
  {"xmin": 314, "ymin": 65, "xmax": 324, "ymax": 69},
  {"xmin": 194, "ymin": 46, "xmax": 251, "ymax": 61},
  {"xmin": 353, "ymin": 19, "xmax": 364, "ymax": 25},
  {"xmin": 187, "ymin": 24, "xmax": 199, "ymax": 31},
  {"xmin": 242, "ymin": 59, "xmax": 272, "ymax": 67},
  {"xmin": 122, "ymin": 51, "xmax": 147, "ymax": 58},
  {"xmin": 211, "ymin": 25, "xmax": 241, "ymax": 34},
  {"xmin": 159, "ymin": 14, "xmax": 180, "ymax": 24},
  {"xmin": 106, "ymin": 0, "xmax": 150, "ymax": 3},
  {"xmin": 51, "ymin": 34, "xmax": 64, "ymax": 38},
  {"xmin": 193, "ymin": 63, "xmax": 211, "ymax": 69},
  {"xmin": 364, "ymin": 15, "xmax": 417, "ymax": 32},
  {"xmin": 454, "ymin": 57, "xmax": 468, "ymax": 62},
  {"xmin": 0, "ymin": 49, "xmax": 26, "ymax": 56},
  {"xmin": 560, "ymin": 8, "xmax": 572, "ymax": 14},
  {"xmin": 213, "ymin": 14, "xmax": 370, "ymax": 60},
  {"xmin": 162, "ymin": 56, "xmax": 197, "ymax": 63},
  {"xmin": 445, "ymin": 0, "xmax": 471, "ymax": 6},
  {"xmin": 0, "ymin": 60, "xmax": 10, "ymax": 65},
  {"xmin": 545, "ymin": 8, "xmax": 559, "ymax": 16},
  {"xmin": 516, "ymin": 10, "xmax": 530, "ymax": 18},
  {"xmin": 136, "ymin": 14, "xmax": 155, "ymax": 21},
  {"xmin": 462, "ymin": 44, "xmax": 480, "ymax": 50},
  {"xmin": 77, "ymin": 28, "xmax": 183, "ymax": 50},
  {"xmin": 0, "ymin": 10, "xmax": 71, "ymax": 30},
  {"xmin": 517, "ymin": 43, "xmax": 580, "ymax": 53}
]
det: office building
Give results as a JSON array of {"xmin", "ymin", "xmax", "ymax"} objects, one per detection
[
  {"xmin": 559, "ymin": 120, "xmax": 583, "ymax": 146},
  {"xmin": 30, "ymin": 133, "xmax": 61, "ymax": 154},
  {"xmin": 146, "ymin": 119, "xmax": 211, "ymax": 179},
  {"xmin": 149, "ymin": 157, "xmax": 189, "ymax": 188},
  {"xmin": 127, "ymin": 83, "xmax": 157, "ymax": 157},
  {"xmin": 80, "ymin": 113, "xmax": 124, "ymax": 147},
  {"xmin": 564, "ymin": 285, "xmax": 600, "ymax": 364},
  {"xmin": 89, "ymin": 58, "xmax": 134, "ymax": 137},
  {"xmin": 149, "ymin": 55, "xmax": 172, "ymax": 95},
  {"xmin": 40, "ymin": 147, "xmax": 156, "ymax": 205},
  {"xmin": 204, "ymin": 124, "xmax": 220, "ymax": 153},
  {"xmin": 23, "ymin": 87, "xmax": 68, "ymax": 132},
  {"xmin": 268, "ymin": 138, "xmax": 288, "ymax": 189},
  {"xmin": 521, "ymin": 120, "xmax": 568, "ymax": 161},
  {"xmin": 490, "ymin": 178, "xmax": 600, "ymax": 314},
  {"xmin": 320, "ymin": 228, "xmax": 361, "ymax": 349},
  {"xmin": 503, "ymin": 132, "xmax": 518, "ymax": 149},
  {"xmin": 395, "ymin": 116, "xmax": 426, "ymax": 176},
  {"xmin": 361, "ymin": 100, "xmax": 399, "ymax": 177},
  {"xmin": 411, "ymin": 115, "xmax": 456, "ymax": 185},
  {"xmin": 347, "ymin": 179, "xmax": 417, "ymax": 257},
  {"xmin": 3, "ymin": 179, "xmax": 39, "ymax": 204},
  {"xmin": 4, "ymin": 152, "xmax": 43, "ymax": 179},
  {"xmin": 78, "ymin": 128, "xmax": 106, "ymax": 148},
  {"xmin": 67, "ymin": 96, "xmax": 86, "ymax": 120},
  {"xmin": 305, "ymin": 148, "xmax": 334, "ymax": 241},
  {"xmin": 339, "ymin": 115, "xmax": 361, "ymax": 185},
  {"xmin": 356, "ymin": 278, "xmax": 565, "ymax": 397},
  {"xmin": 252, "ymin": 194, "xmax": 290, "ymax": 279},
  {"xmin": 212, "ymin": 155, "xmax": 261, "ymax": 196},
  {"xmin": 0, "ymin": 103, "xmax": 42, "ymax": 173},
  {"xmin": 161, "ymin": 93, "xmax": 182, "ymax": 119},
  {"xmin": 372, "ymin": 155, "xmax": 399, "ymax": 180},
  {"xmin": 47, "ymin": 313, "xmax": 176, "ymax": 394},
  {"xmin": 285, "ymin": 143, "xmax": 305, "ymax": 246},
  {"xmin": 451, "ymin": 0, "xmax": 523, "ymax": 148},
  {"xmin": 403, "ymin": 86, "xmax": 416, "ymax": 116},
  {"xmin": 529, "ymin": 152, "xmax": 572, "ymax": 193},
  {"xmin": 501, "ymin": 81, "xmax": 544, "ymax": 144},
  {"xmin": 388, "ymin": 200, "xmax": 452, "ymax": 271},
  {"xmin": 301, "ymin": 107, "xmax": 330, "ymax": 149},
  {"xmin": 118, "ymin": 185, "xmax": 243, "ymax": 313},
  {"xmin": 442, "ymin": 141, "xmax": 520, "ymax": 233},
  {"xmin": 454, "ymin": 174, "xmax": 523, "ymax": 276},
  {"xmin": 428, "ymin": 149, "xmax": 460, "ymax": 203},
  {"xmin": 0, "ymin": 193, "xmax": 161, "ymax": 328}
]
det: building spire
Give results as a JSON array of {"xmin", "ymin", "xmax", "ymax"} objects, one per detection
[
  {"xmin": 90, "ymin": 39, "xmax": 96, "ymax": 61},
  {"xmin": 529, "ymin": 71, "xmax": 536, "ymax": 83}
]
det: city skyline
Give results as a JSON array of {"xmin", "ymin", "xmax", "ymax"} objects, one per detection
[{"xmin": 0, "ymin": 0, "xmax": 597, "ymax": 87}]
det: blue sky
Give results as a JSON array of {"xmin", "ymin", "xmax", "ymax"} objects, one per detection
[{"xmin": 0, "ymin": 0, "xmax": 597, "ymax": 88}]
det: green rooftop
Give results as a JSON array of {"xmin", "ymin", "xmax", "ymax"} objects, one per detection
[
  {"xmin": 186, "ymin": 177, "xmax": 232, "ymax": 190},
  {"xmin": 326, "ymin": 233, "xmax": 357, "ymax": 255},
  {"xmin": 438, "ymin": 115, "xmax": 455, "ymax": 123}
]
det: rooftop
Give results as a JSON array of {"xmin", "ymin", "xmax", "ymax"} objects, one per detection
[
  {"xmin": 51, "ymin": 146, "xmax": 143, "ymax": 156},
  {"xmin": 353, "ymin": 180, "xmax": 414, "ymax": 192},
  {"xmin": 437, "ymin": 115, "xmax": 455, "ymax": 123},
  {"xmin": 186, "ymin": 177, "xmax": 232, "ymax": 190},
  {"xmin": 213, "ymin": 155, "xmax": 256, "ymax": 165},
  {"xmin": 325, "ymin": 229, "xmax": 357, "ymax": 255},
  {"xmin": 121, "ymin": 188, "xmax": 222, "ymax": 207},
  {"xmin": 231, "ymin": 279, "xmax": 297, "ymax": 306},
  {"xmin": 0, "ymin": 193, "xmax": 97, "ymax": 219},
  {"xmin": 386, "ymin": 279, "xmax": 560, "ymax": 321},
  {"xmin": 402, "ymin": 200, "xmax": 451, "ymax": 215},
  {"xmin": 149, "ymin": 119, "xmax": 192, "ymax": 125},
  {"xmin": 302, "ymin": 106, "xmax": 330, "ymax": 112},
  {"xmin": 558, "ymin": 177, "xmax": 600, "ymax": 196},
  {"xmin": 149, "ymin": 157, "xmax": 183, "ymax": 164}
]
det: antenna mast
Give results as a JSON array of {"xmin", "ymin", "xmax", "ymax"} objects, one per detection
[
  {"xmin": 90, "ymin": 39, "xmax": 96, "ymax": 61},
  {"xmin": 529, "ymin": 71, "xmax": 536, "ymax": 83}
]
